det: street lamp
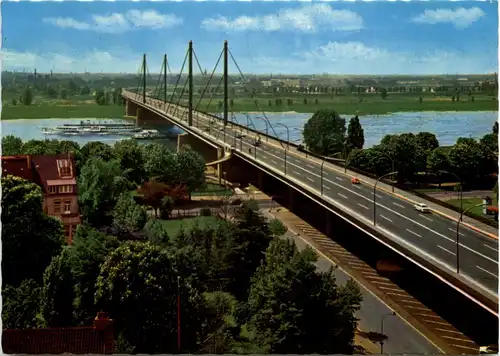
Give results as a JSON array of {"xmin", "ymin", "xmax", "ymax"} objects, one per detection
[
  {"xmin": 456, "ymin": 203, "xmax": 486, "ymax": 274},
  {"xmin": 380, "ymin": 312, "xmax": 396, "ymax": 354},
  {"xmin": 374, "ymin": 171, "xmax": 398, "ymax": 226},
  {"xmin": 275, "ymin": 123, "xmax": 290, "ymax": 150},
  {"xmin": 320, "ymin": 160, "xmax": 326, "ymax": 195},
  {"xmin": 438, "ymin": 170, "xmax": 463, "ymax": 214},
  {"xmin": 254, "ymin": 116, "xmax": 269, "ymax": 142},
  {"xmin": 379, "ymin": 153, "xmax": 396, "ymax": 193}
]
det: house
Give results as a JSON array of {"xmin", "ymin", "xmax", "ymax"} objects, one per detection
[
  {"xmin": 2, "ymin": 312, "xmax": 115, "ymax": 354},
  {"xmin": 2, "ymin": 153, "xmax": 81, "ymax": 243}
]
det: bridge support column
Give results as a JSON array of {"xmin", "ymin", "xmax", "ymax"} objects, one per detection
[
  {"xmin": 325, "ymin": 210, "xmax": 333, "ymax": 236},
  {"xmin": 136, "ymin": 107, "xmax": 144, "ymax": 126},
  {"xmin": 257, "ymin": 170, "xmax": 264, "ymax": 189},
  {"xmin": 288, "ymin": 187, "xmax": 295, "ymax": 211},
  {"xmin": 125, "ymin": 100, "xmax": 137, "ymax": 117},
  {"xmin": 216, "ymin": 147, "xmax": 223, "ymax": 186}
]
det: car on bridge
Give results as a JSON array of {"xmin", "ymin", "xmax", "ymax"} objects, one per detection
[
  {"xmin": 351, "ymin": 177, "xmax": 360, "ymax": 184},
  {"xmin": 414, "ymin": 202, "xmax": 431, "ymax": 213}
]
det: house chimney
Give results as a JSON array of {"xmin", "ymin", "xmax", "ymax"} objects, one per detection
[{"xmin": 94, "ymin": 312, "xmax": 112, "ymax": 331}]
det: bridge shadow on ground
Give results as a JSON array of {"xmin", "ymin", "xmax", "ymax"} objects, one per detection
[{"xmin": 247, "ymin": 168, "xmax": 498, "ymax": 348}]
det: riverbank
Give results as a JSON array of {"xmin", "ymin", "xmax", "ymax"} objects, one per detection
[{"xmin": 1, "ymin": 104, "xmax": 126, "ymax": 120}]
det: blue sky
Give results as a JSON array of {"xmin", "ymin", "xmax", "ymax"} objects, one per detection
[{"xmin": 2, "ymin": 1, "xmax": 498, "ymax": 75}]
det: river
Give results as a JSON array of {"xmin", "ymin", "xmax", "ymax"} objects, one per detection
[{"xmin": 1, "ymin": 111, "xmax": 497, "ymax": 148}]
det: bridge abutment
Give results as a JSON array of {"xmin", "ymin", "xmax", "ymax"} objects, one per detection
[
  {"xmin": 177, "ymin": 133, "xmax": 219, "ymax": 164},
  {"xmin": 125, "ymin": 99, "xmax": 138, "ymax": 117}
]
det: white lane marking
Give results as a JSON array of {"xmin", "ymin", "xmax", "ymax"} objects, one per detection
[
  {"xmin": 352, "ymin": 184, "xmax": 362, "ymax": 189},
  {"xmin": 324, "ymin": 185, "xmax": 331, "ymax": 190},
  {"xmin": 293, "ymin": 170, "xmax": 301, "ymax": 176},
  {"xmin": 357, "ymin": 203, "xmax": 369, "ymax": 210},
  {"xmin": 483, "ymin": 244, "xmax": 499, "ymax": 253},
  {"xmin": 419, "ymin": 214, "xmax": 433, "ymax": 222},
  {"xmin": 306, "ymin": 176, "xmax": 315, "ymax": 183},
  {"xmin": 372, "ymin": 192, "xmax": 383, "ymax": 199},
  {"xmin": 449, "ymin": 227, "xmax": 465, "ymax": 236},
  {"xmin": 476, "ymin": 265, "xmax": 498, "ymax": 279},
  {"xmin": 406, "ymin": 229, "xmax": 422, "ymax": 238},
  {"xmin": 393, "ymin": 202, "xmax": 405, "ymax": 209},
  {"xmin": 438, "ymin": 245, "xmax": 456, "ymax": 256},
  {"xmin": 338, "ymin": 193, "xmax": 348, "ymax": 199},
  {"xmin": 335, "ymin": 176, "xmax": 343, "ymax": 181},
  {"xmin": 233, "ymin": 137, "xmax": 499, "ymax": 265},
  {"xmin": 380, "ymin": 215, "xmax": 393, "ymax": 223},
  {"xmin": 271, "ymin": 159, "xmax": 278, "ymax": 165},
  {"xmin": 306, "ymin": 164, "xmax": 315, "ymax": 169}
]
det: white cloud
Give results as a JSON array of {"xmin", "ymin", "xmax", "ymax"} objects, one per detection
[
  {"xmin": 201, "ymin": 3, "xmax": 363, "ymax": 32},
  {"xmin": 240, "ymin": 41, "xmax": 496, "ymax": 75},
  {"xmin": 411, "ymin": 7, "xmax": 485, "ymax": 29},
  {"xmin": 43, "ymin": 9, "xmax": 183, "ymax": 33},
  {"xmin": 1, "ymin": 49, "xmax": 142, "ymax": 73}
]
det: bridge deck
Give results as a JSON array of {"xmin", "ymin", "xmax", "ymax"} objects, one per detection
[{"xmin": 122, "ymin": 90, "xmax": 499, "ymax": 313}]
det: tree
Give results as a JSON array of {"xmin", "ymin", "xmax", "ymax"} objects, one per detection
[
  {"xmin": 67, "ymin": 225, "xmax": 120, "ymax": 325},
  {"xmin": 143, "ymin": 142, "xmax": 177, "ymax": 182},
  {"xmin": 303, "ymin": 109, "xmax": 346, "ymax": 156},
  {"xmin": 2, "ymin": 175, "xmax": 65, "ymax": 287},
  {"xmin": 493, "ymin": 121, "xmax": 499, "ymax": 136},
  {"xmin": 380, "ymin": 88, "xmax": 388, "ymax": 99},
  {"xmin": 415, "ymin": 132, "xmax": 439, "ymax": 156},
  {"xmin": 247, "ymin": 238, "xmax": 362, "ymax": 354},
  {"xmin": 60, "ymin": 89, "xmax": 68, "ymax": 100},
  {"xmin": 2, "ymin": 279, "xmax": 42, "ymax": 329},
  {"xmin": 143, "ymin": 219, "xmax": 169, "ymax": 245},
  {"xmin": 137, "ymin": 180, "xmax": 170, "ymax": 217},
  {"xmin": 95, "ymin": 90, "xmax": 106, "ymax": 105},
  {"xmin": 40, "ymin": 249, "xmax": 76, "ymax": 327},
  {"xmin": 80, "ymin": 141, "xmax": 114, "ymax": 164},
  {"xmin": 448, "ymin": 140, "xmax": 482, "ymax": 185},
  {"xmin": 426, "ymin": 147, "xmax": 451, "ymax": 174},
  {"xmin": 78, "ymin": 157, "xmax": 130, "ymax": 225},
  {"xmin": 227, "ymin": 205, "xmax": 273, "ymax": 300},
  {"xmin": 21, "ymin": 139, "xmax": 51, "ymax": 155},
  {"xmin": 113, "ymin": 192, "xmax": 148, "ymax": 231},
  {"xmin": 95, "ymin": 241, "xmax": 205, "ymax": 353},
  {"xmin": 21, "ymin": 87, "xmax": 33, "ymax": 105},
  {"xmin": 2, "ymin": 134, "xmax": 23, "ymax": 155},
  {"xmin": 346, "ymin": 115, "xmax": 365, "ymax": 152},
  {"xmin": 113, "ymin": 139, "xmax": 147, "ymax": 184},
  {"xmin": 176, "ymin": 145, "xmax": 206, "ymax": 197}
]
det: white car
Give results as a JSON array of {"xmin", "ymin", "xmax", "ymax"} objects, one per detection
[{"xmin": 414, "ymin": 203, "xmax": 431, "ymax": 213}]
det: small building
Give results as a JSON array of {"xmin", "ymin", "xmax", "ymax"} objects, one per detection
[
  {"xmin": 2, "ymin": 153, "xmax": 81, "ymax": 243},
  {"xmin": 2, "ymin": 312, "xmax": 114, "ymax": 354}
]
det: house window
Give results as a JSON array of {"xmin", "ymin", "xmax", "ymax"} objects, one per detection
[
  {"xmin": 53, "ymin": 200, "xmax": 61, "ymax": 214},
  {"xmin": 57, "ymin": 159, "xmax": 72, "ymax": 178},
  {"xmin": 63, "ymin": 200, "xmax": 71, "ymax": 214},
  {"xmin": 48, "ymin": 186, "xmax": 57, "ymax": 194},
  {"xmin": 67, "ymin": 185, "xmax": 73, "ymax": 193}
]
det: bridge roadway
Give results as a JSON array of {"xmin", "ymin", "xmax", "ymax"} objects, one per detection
[{"xmin": 124, "ymin": 92, "xmax": 499, "ymax": 308}]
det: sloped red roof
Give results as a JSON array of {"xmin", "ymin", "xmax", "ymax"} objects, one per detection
[
  {"xmin": 31, "ymin": 153, "xmax": 76, "ymax": 184},
  {"xmin": 1, "ymin": 155, "xmax": 36, "ymax": 182},
  {"xmin": 2, "ymin": 313, "xmax": 114, "ymax": 354}
]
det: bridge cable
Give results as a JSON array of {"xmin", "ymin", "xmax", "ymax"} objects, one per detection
[
  {"xmin": 153, "ymin": 58, "xmax": 166, "ymax": 100},
  {"xmin": 166, "ymin": 50, "xmax": 188, "ymax": 112},
  {"xmin": 194, "ymin": 49, "xmax": 224, "ymax": 125},
  {"xmin": 174, "ymin": 73, "xmax": 190, "ymax": 121},
  {"xmin": 228, "ymin": 48, "xmax": 284, "ymax": 148},
  {"xmin": 135, "ymin": 58, "xmax": 144, "ymax": 98},
  {"xmin": 192, "ymin": 49, "xmax": 206, "ymax": 77}
]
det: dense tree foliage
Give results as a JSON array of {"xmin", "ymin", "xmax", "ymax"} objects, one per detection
[
  {"xmin": 40, "ymin": 249, "xmax": 76, "ymax": 327},
  {"xmin": 247, "ymin": 238, "xmax": 362, "ymax": 354},
  {"xmin": 303, "ymin": 109, "xmax": 346, "ymax": 156},
  {"xmin": 346, "ymin": 115, "xmax": 365, "ymax": 152},
  {"xmin": 2, "ymin": 135, "xmax": 23, "ymax": 155},
  {"xmin": 2, "ymin": 175, "xmax": 64, "ymax": 286},
  {"xmin": 2, "ymin": 279, "xmax": 42, "ymax": 329}
]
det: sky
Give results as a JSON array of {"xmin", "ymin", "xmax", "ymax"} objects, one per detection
[{"xmin": 2, "ymin": 1, "xmax": 498, "ymax": 75}]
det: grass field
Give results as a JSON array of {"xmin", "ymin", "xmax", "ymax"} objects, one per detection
[
  {"xmin": 159, "ymin": 216, "xmax": 218, "ymax": 236},
  {"xmin": 447, "ymin": 198, "xmax": 486, "ymax": 216},
  {"xmin": 1, "ymin": 102, "xmax": 126, "ymax": 120},
  {"xmin": 181, "ymin": 92, "xmax": 498, "ymax": 115},
  {"xmin": 193, "ymin": 183, "xmax": 233, "ymax": 197}
]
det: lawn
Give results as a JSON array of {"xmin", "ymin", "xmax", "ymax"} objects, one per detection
[
  {"xmin": 159, "ymin": 216, "xmax": 218, "ymax": 236},
  {"xmin": 447, "ymin": 198, "xmax": 487, "ymax": 216},
  {"xmin": 1, "ymin": 103, "xmax": 126, "ymax": 119},
  {"xmin": 176, "ymin": 92, "xmax": 498, "ymax": 115},
  {"xmin": 193, "ymin": 183, "xmax": 233, "ymax": 197}
]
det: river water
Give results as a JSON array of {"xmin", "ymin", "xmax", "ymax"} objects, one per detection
[{"xmin": 1, "ymin": 111, "xmax": 497, "ymax": 148}]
